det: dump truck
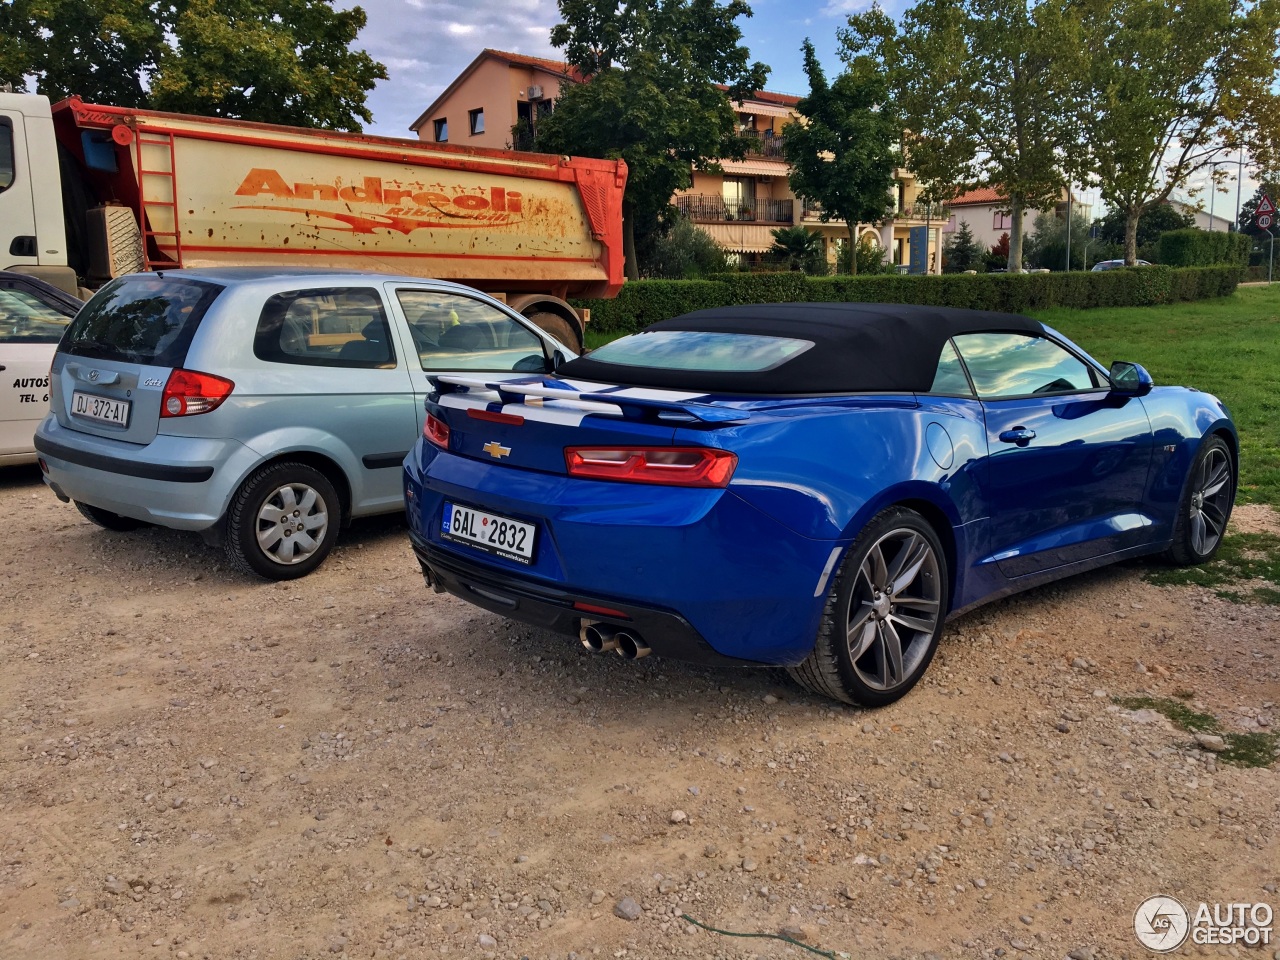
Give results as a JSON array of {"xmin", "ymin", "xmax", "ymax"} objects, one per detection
[{"xmin": 0, "ymin": 93, "xmax": 627, "ymax": 348}]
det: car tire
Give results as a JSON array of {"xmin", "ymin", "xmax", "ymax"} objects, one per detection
[
  {"xmin": 525, "ymin": 311, "xmax": 582, "ymax": 352},
  {"xmin": 788, "ymin": 506, "xmax": 949, "ymax": 707},
  {"xmin": 225, "ymin": 462, "xmax": 340, "ymax": 580},
  {"xmin": 1166, "ymin": 435, "xmax": 1234, "ymax": 566},
  {"xmin": 75, "ymin": 501, "xmax": 147, "ymax": 531}
]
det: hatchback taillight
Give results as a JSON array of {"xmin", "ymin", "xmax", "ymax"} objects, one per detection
[
  {"xmin": 564, "ymin": 447, "xmax": 737, "ymax": 488},
  {"xmin": 160, "ymin": 369, "xmax": 234, "ymax": 417},
  {"xmin": 424, "ymin": 412, "xmax": 450, "ymax": 448}
]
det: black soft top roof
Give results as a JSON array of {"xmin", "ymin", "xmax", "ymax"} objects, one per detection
[{"xmin": 560, "ymin": 302, "xmax": 1045, "ymax": 394}]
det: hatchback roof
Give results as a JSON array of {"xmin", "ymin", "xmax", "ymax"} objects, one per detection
[{"xmin": 139, "ymin": 266, "xmax": 457, "ymax": 287}]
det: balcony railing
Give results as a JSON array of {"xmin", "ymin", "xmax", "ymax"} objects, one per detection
[
  {"xmin": 897, "ymin": 203, "xmax": 950, "ymax": 221},
  {"xmin": 741, "ymin": 131, "xmax": 787, "ymax": 159},
  {"xmin": 676, "ymin": 195, "xmax": 794, "ymax": 223},
  {"xmin": 802, "ymin": 198, "xmax": 827, "ymax": 220}
]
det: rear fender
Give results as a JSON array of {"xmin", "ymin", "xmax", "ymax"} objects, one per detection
[{"xmin": 236, "ymin": 427, "xmax": 360, "ymax": 513}]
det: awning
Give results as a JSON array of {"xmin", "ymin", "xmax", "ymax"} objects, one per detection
[
  {"xmin": 698, "ymin": 223, "xmax": 781, "ymax": 254},
  {"xmin": 731, "ymin": 101, "xmax": 795, "ymax": 119},
  {"xmin": 719, "ymin": 158, "xmax": 790, "ymax": 178}
]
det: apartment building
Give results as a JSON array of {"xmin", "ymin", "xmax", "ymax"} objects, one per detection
[{"xmin": 413, "ymin": 49, "xmax": 945, "ymax": 273}]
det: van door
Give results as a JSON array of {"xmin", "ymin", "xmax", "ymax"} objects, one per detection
[{"xmin": 0, "ymin": 111, "xmax": 38, "ymax": 269}]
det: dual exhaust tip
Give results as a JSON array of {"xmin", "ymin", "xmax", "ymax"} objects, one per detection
[{"xmin": 580, "ymin": 620, "xmax": 650, "ymax": 660}]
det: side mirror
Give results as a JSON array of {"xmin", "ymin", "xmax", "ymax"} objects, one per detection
[
  {"xmin": 1109, "ymin": 361, "xmax": 1154, "ymax": 395},
  {"xmin": 551, "ymin": 349, "xmax": 567, "ymax": 371}
]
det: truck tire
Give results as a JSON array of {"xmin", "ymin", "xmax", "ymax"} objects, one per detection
[
  {"xmin": 526, "ymin": 311, "xmax": 582, "ymax": 352},
  {"xmin": 75, "ymin": 501, "xmax": 147, "ymax": 531},
  {"xmin": 225, "ymin": 462, "xmax": 340, "ymax": 580}
]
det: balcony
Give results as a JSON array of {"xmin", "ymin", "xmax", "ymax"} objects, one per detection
[
  {"xmin": 897, "ymin": 202, "xmax": 950, "ymax": 222},
  {"xmin": 741, "ymin": 131, "xmax": 787, "ymax": 159},
  {"xmin": 676, "ymin": 195, "xmax": 794, "ymax": 224}
]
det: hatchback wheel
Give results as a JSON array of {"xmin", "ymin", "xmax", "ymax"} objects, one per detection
[
  {"xmin": 1166, "ymin": 435, "xmax": 1234, "ymax": 566},
  {"xmin": 789, "ymin": 507, "xmax": 948, "ymax": 707},
  {"xmin": 75, "ymin": 501, "xmax": 147, "ymax": 531},
  {"xmin": 225, "ymin": 462, "xmax": 340, "ymax": 580}
]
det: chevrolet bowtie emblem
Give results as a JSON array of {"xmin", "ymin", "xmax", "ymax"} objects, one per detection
[{"xmin": 482, "ymin": 441, "xmax": 511, "ymax": 459}]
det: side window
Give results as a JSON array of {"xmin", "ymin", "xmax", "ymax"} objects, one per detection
[
  {"xmin": 0, "ymin": 288, "xmax": 73, "ymax": 343},
  {"xmin": 254, "ymin": 287, "xmax": 395, "ymax": 368},
  {"xmin": 928, "ymin": 339, "xmax": 973, "ymax": 395},
  {"xmin": 953, "ymin": 332, "xmax": 1098, "ymax": 399},
  {"xmin": 396, "ymin": 290, "xmax": 547, "ymax": 373},
  {"xmin": 0, "ymin": 117, "xmax": 15, "ymax": 192}
]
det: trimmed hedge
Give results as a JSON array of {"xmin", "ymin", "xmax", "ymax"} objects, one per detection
[
  {"xmin": 575, "ymin": 265, "xmax": 1243, "ymax": 335},
  {"xmin": 1157, "ymin": 229, "xmax": 1251, "ymax": 267}
]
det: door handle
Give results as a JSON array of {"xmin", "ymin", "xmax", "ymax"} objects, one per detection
[{"xmin": 999, "ymin": 427, "xmax": 1037, "ymax": 446}]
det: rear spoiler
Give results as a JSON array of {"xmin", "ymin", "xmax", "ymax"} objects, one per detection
[{"xmin": 432, "ymin": 375, "xmax": 750, "ymax": 424}]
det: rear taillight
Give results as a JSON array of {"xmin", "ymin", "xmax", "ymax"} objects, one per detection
[
  {"xmin": 424, "ymin": 412, "xmax": 450, "ymax": 448},
  {"xmin": 160, "ymin": 369, "xmax": 234, "ymax": 417},
  {"xmin": 564, "ymin": 447, "xmax": 737, "ymax": 488}
]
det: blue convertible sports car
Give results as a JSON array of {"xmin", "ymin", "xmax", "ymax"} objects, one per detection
[{"xmin": 403, "ymin": 303, "xmax": 1237, "ymax": 706}]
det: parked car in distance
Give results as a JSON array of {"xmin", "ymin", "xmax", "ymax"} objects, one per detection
[
  {"xmin": 405, "ymin": 303, "xmax": 1237, "ymax": 706},
  {"xmin": 35, "ymin": 269, "xmax": 573, "ymax": 579},
  {"xmin": 1, "ymin": 272, "xmax": 82, "ymax": 466},
  {"xmin": 1091, "ymin": 259, "xmax": 1152, "ymax": 271}
]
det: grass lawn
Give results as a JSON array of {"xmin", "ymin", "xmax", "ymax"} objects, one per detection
[
  {"xmin": 584, "ymin": 286, "xmax": 1280, "ymax": 506},
  {"xmin": 1037, "ymin": 287, "xmax": 1280, "ymax": 506}
]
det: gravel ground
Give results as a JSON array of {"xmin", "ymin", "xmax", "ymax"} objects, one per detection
[{"xmin": 1, "ymin": 464, "xmax": 1277, "ymax": 960}]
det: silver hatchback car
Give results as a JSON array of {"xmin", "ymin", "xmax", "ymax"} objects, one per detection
[{"xmin": 35, "ymin": 268, "xmax": 574, "ymax": 579}]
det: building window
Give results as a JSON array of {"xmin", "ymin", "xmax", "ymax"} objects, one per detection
[
  {"xmin": 469, "ymin": 109, "xmax": 485, "ymax": 136},
  {"xmin": 993, "ymin": 210, "xmax": 1012, "ymax": 230},
  {"xmin": 433, "ymin": 118, "xmax": 448, "ymax": 143},
  {"xmin": 722, "ymin": 177, "xmax": 755, "ymax": 219}
]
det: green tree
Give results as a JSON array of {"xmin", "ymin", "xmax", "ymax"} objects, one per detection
[
  {"xmin": 782, "ymin": 39, "xmax": 899, "ymax": 274},
  {"xmin": 768, "ymin": 225, "xmax": 826, "ymax": 273},
  {"xmin": 1095, "ymin": 203, "xmax": 1195, "ymax": 248},
  {"xmin": 535, "ymin": 0, "xmax": 769, "ymax": 280},
  {"xmin": 0, "ymin": 0, "xmax": 385, "ymax": 131},
  {"xmin": 844, "ymin": 0, "xmax": 1085, "ymax": 273},
  {"xmin": 1022, "ymin": 207, "xmax": 1093, "ymax": 270},
  {"xmin": 1074, "ymin": 0, "xmax": 1280, "ymax": 264},
  {"xmin": 941, "ymin": 219, "xmax": 982, "ymax": 272},
  {"xmin": 644, "ymin": 219, "xmax": 730, "ymax": 278}
]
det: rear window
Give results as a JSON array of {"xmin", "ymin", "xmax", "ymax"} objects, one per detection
[
  {"xmin": 61, "ymin": 275, "xmax": 222, "ymax": 366},
  {"xmin": 588, "ymin": 330, "xmax": 813, "ymax": 372}
]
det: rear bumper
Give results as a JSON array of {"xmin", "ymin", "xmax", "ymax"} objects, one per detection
[
  {"xmin": 33, "ymin": 415, "xmax": 253, "ymax": 530},
  {"xmin": 410, "ymin": 533, "xmax": 756, "ymax": 667},
  {"xmin": 404, "ymin": 441, "xmax": 840, "ymax": 665}
]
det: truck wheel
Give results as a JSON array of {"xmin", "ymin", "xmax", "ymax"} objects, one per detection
[
  {"xmin": 75, "ymin": 501, "xmax": 147, "ymax": 531},
  {"xmin": 225, "ymin": 462, "xmax": 340, "ymax": 580},
  {"xmin": 526, "ymin": 311, "xmax": 582, "ymax": 352}
]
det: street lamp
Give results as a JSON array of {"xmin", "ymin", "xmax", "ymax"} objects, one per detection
[{"xmin": 1208, "ymin": 163, "xmax": 1219, "ymax": 231}]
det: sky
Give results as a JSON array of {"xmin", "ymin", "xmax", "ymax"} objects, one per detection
[
  {"xmin": 344, "ymin": 0, "xmax": 1258, "ymax": 220},
  {"xmin": 347, "ymin": 0, "xmax": 846, "ymax": 138}
]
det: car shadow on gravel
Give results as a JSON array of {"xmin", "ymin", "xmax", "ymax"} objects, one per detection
[
  {"xmin": 0, "ymin": 463, "xmax": 43, "ymax": 491},
  {"xmin": 457, "ymin": 559, "xmax": 1166, "ymax": 718}
]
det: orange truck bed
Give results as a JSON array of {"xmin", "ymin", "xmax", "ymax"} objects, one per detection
[{"xmin": 51, "ymin": 97, "xmax": 626, "ymax": 302}]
